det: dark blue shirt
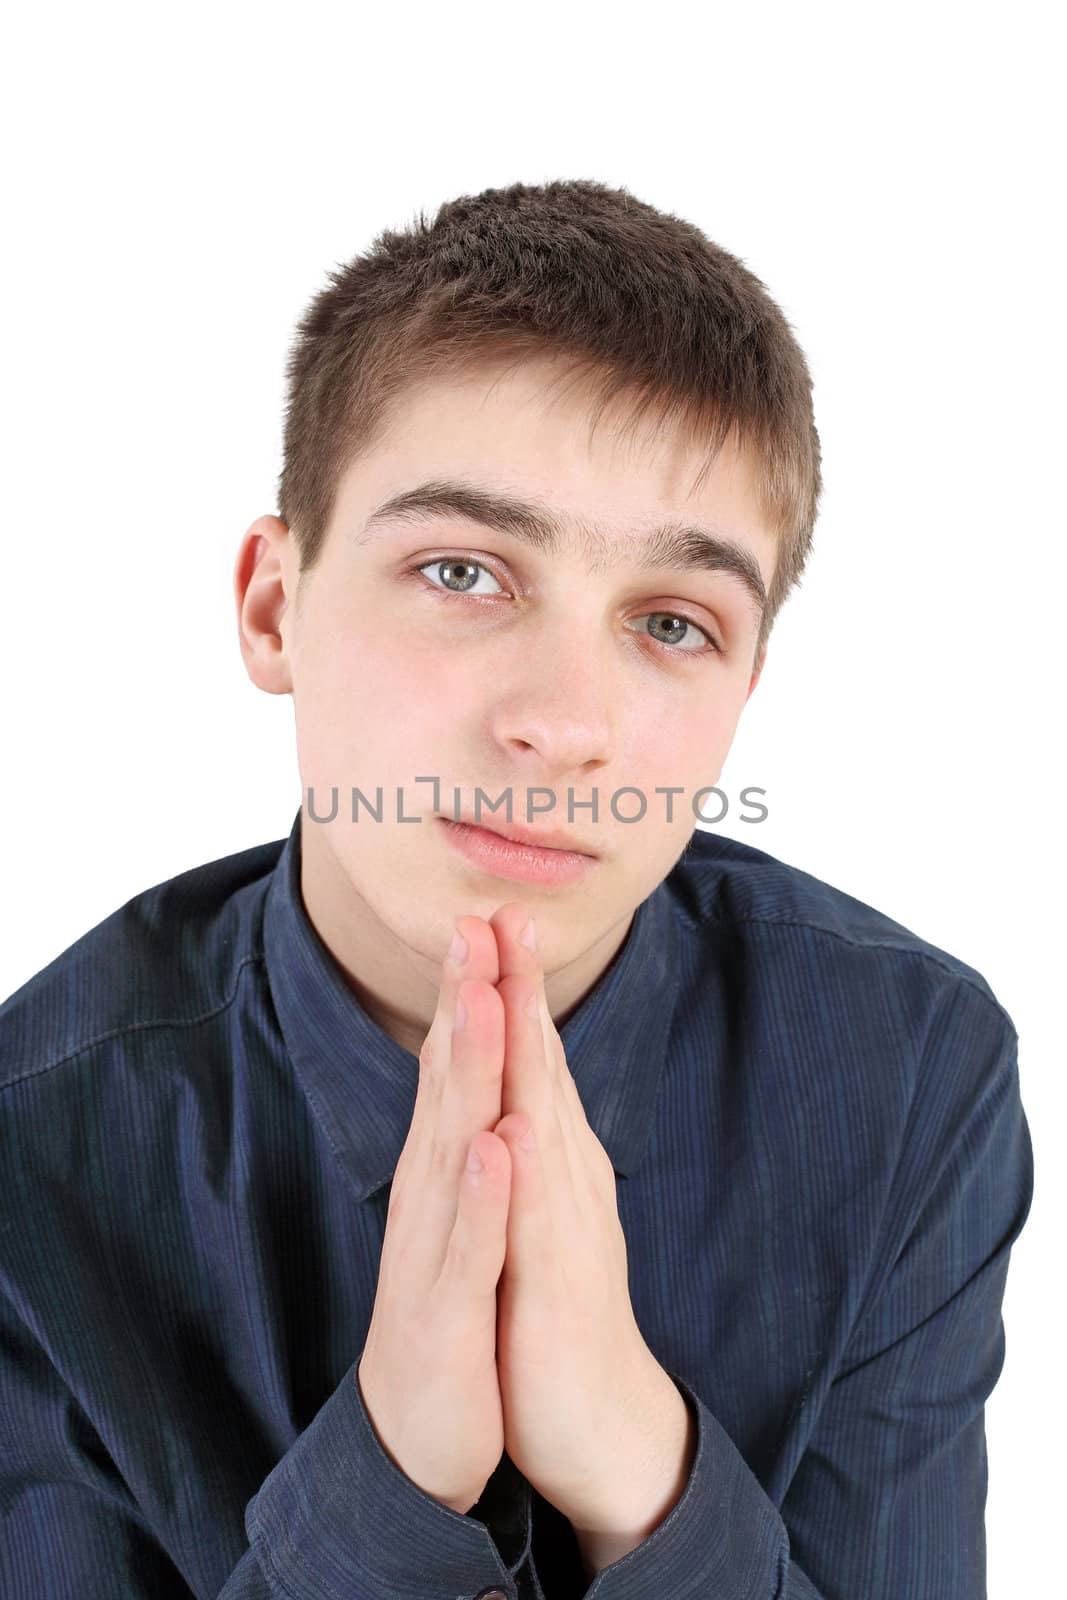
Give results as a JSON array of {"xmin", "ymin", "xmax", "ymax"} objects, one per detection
[{"xmin": 0, "ymin": 808, "xmax": 1032, "ymax": 1598}]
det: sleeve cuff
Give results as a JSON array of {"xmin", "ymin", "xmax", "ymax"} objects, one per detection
[
  {"xmin": 584, "ymin": 1369, "xmax": 790, "ymax": 1600},
  {"xmin": 246, "ymin": 1357, "xmax": 527, "ymax": 1599}
]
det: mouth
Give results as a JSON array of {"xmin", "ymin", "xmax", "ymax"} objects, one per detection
[
  {"xmin": 435, "ymin": 815, "xmax": 597, "ymax": 887},
  {"xmin": 442, "ymin": 813, "xmax": 597, "ymax": 856}
]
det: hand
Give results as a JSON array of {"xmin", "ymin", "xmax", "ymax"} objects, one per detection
[
  {"xmin": 484, "ymin": 901, "xmax": 682, "ymax": 1531},
  {"xmin": 356, "ymin": 914, "xmax": 514, "ymax": 1516}
]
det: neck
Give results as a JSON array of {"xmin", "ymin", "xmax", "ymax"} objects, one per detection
[{"xmin": 298, "ymin": 823, "xmax": 634, "ymax": 1061}]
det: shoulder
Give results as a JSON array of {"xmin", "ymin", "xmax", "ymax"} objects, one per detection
[
  {"xmin": 666, "ymin": 827, "xmax": 1015, "ymax": 1039},
  {"xmin": 0, "ymin": 834, "xmax": 286, "ymax": 1094}
]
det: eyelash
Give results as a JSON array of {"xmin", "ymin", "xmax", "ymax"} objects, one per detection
[{"xmin": 407, "ymin": 554, "xmax": 723, "ymax": 659}]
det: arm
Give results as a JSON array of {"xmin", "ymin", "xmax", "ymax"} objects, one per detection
[
  {"xmin": 0, "ymin": 911, "xmax": 534, "ymax": 1598},
  {"xmin": 0, "ymin": 1305, "xmax": 530, "ymax": 1598},
  {"xmin": 569, "ymin": 980, "xmax": 1033, "ymax": 1599},
  {"xmin": 248, "ymin": 1357, "xmax": 532, "ymax": 1597}
]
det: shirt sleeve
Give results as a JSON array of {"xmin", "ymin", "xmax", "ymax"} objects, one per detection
[
  {"xmin": 246, "ymin": 1358, "xmax": 532, "ymax": 1598},
  {"xmin": 0, "ymin": 1299, "xmax": 531, "ymax": 1599},
  {"xmin": 579, "ymin": 978, "xmax": 1034, "ymax": 1600}
]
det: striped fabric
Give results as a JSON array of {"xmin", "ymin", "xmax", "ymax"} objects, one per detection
[{"xmin": 0, "ymin": 807, "xmax": 1032, "ymax": 1598}]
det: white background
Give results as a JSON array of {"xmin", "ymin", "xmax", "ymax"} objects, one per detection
[{"xmin": 1, "ymin": 3, "xmax": 1061, "ymax": 1592}]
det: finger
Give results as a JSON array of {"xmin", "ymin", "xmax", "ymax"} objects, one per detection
[
  {"xmin": 442, "ymin": 976, "xmax": 508, "ymax": 1149},
  {"xmin": 427, "ymin": 976, "xmax": 508, "ymax": 1291},
  {"xmin": 493, "ymin": 1101, "xmax": 552, "ymax": 1283},
  {"xmin": 489, "ymin": 906, "xmax": 588, "ymax": 1171},
  {"xmin": 403, "ymin": 913, "xmax": 499, "ymax": 1149},
  {"xmin": 488, "ymin": 901, "xmax": 568, "ymax": 1069},
  {"xmin": 488, "ymin": 900, "xmax": 540, "ymax": 985},
  {"xmin": 440, "ymin": 1127, "xmax": 513, "ymax": 1306},
  {"xmin": 489, "ymin": 902, "xmax": 560, "ymax": 1088},
  {"xmin": 489, "ymin": 902, "xmax": 571, "ymax": 1090},
  {"xmin": 391, "ymin": 917, "xmax": 501, "ymax": 1286},
  {"xmin": 496, "ymin": 970, "xmax": 577, "ymax": 1209},
  {"xmin": 421, "ymin": 913, "xmax": 501, "ymax": 1084}
]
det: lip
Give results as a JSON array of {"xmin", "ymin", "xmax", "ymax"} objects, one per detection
[
  {"xmin": 436, "ymin": 815, "xmax": 597, "ymax": 887},
  {"xmin": 444, "ymin": 813, "xmax": 597, "ymax": 856}
]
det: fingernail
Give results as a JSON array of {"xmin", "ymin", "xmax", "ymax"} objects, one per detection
[
  {"xmin": 466, "ymin": 1144, "xmax": 484, "ymax": 1173},
  {"xmin": 448, "ymin": 927, "xmax": 469, "ymax": 966},
  {"xmin": 519, "ymin": 1123, "xmax": 537, "ymax": 1152},
  {"xmin": 525, "ymin": 990, "xmax": 540, "ymax": 1021},
  {"xmin": 520, "ymin": 916, "xmax": 537, "ymax": 951}
]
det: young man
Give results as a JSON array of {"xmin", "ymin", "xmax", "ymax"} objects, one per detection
[{"xmin": 0, "ymin": 180, "xmax": 1032, "ymax": 1599}]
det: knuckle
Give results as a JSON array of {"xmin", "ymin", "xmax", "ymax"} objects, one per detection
[{"xmin": 442, "ymin": 1230, "xmax": 473, "ymax": 1281}]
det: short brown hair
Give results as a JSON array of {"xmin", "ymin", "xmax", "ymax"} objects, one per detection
[{"xmin": 278, "ymin": 178, "xmax": 822, "ymax": 666}]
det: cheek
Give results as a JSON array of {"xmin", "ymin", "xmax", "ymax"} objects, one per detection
[
  {"xmin": 293, "ymin": 619, "xmax": 471, "ymax": 785},
  {"xmin": 627, "ymin": 696, "xmax": 739, "ymax": 784}
]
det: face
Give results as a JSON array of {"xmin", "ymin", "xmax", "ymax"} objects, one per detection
[{"xmin": 236, "ymin": 353, "xmax": 776, "ymax": 1053}]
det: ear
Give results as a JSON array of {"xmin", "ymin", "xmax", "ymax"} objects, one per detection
[
  {"xmin": 746, "ymin": 644, "xmax": 767, "ymax": 702},
  {"xmin": 234, "ymin": 514, "xmax": 297, "ymax": 696}
]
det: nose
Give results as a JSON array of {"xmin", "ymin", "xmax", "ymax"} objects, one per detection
[{"xmin": 487, "ymin": 609, "xmax": 615, "ymax": 784}]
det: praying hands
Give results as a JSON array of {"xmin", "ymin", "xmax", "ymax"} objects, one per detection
[{"xmin": 357, "ymin": 900, "xmax": 695, "ymax": 1581}]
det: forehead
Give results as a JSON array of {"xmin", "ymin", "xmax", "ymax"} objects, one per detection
[{"xmin": 334, "ymin": 352, "xmax": 779, "ymax": 596}]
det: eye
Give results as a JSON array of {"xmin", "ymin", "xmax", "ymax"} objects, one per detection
[
  {"xmin": 410, "ymin": 555, "xmax": 721, "ymax": 658},
  {"xmin": 414, "ymin": 557, "xmax": 504, "ymax": 597},
  {"xmin": 624, "ymin": 612, "xmax": 720, "ymax": 655}
]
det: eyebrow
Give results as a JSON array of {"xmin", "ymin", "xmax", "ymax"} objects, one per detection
[{"xmin": 355, "ymin": 477, "xmax": 767, "ymax": 619}]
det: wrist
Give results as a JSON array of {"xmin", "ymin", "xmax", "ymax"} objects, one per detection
[{"xmin": 568, "ymin": 1366, "xmax": 695, "ymax": 1570}]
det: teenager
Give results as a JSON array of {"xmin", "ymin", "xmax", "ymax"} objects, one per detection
[{"xmin": 0, "ymin": 178, "xmax": 1032, "ymax": 1599}]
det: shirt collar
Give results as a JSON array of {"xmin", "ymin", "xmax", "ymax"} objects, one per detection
[{"xmin": 262, "ymin": 808, "xmax": 684, "ymax": 1201}]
